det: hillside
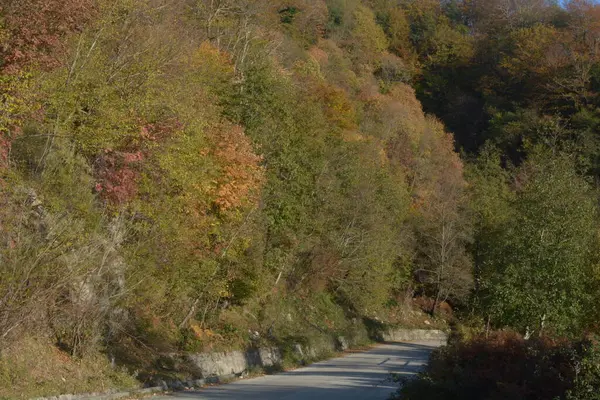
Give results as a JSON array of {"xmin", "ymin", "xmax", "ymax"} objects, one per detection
[{"xmin": 1, "ymin": 0, "xmax": 600, "ymax": 398}]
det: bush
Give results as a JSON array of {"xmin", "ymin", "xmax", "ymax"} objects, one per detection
[{"xmin": 396, "ymin": 332, "xmax": 600, "ymax": 400}]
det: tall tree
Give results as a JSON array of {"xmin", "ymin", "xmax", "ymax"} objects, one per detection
[
  {"xmin": 478, "ymin": 149, "xmax": 599, "ymax": 336},
  {"xmin": 412, "ymin": 119, "xmax": 473, "ymax": 315}
]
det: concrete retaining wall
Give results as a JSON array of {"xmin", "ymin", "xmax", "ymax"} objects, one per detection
[
  {"xmin": 382, "ymin": 328, "xmax": 448, "ymax": 343},
  {"xmin": 32, "ymin": 386, "xmax": 164, "ymax": 400},
  {"xmin": 177, "ymin": 328, "xmax": 447, "ymax": 385},
  {"xmin": 185, "ymin": 347, "xmax": 283, "ymax": 378}
]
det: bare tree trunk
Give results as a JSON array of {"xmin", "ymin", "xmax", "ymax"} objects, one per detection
[
  {"xmin": 178, "ymin": 298, "xmax": 199, "ymax": 329},
  {"xmin": 539, "ymin": 314, "xmax": 546, "ymax": 337},
  {"xmin": 430, "ymin": 274, "xmax": 441, "ymax": 317}
]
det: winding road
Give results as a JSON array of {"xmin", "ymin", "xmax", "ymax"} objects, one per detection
[{"xmin": 157, "ymin": 340, "xmax": 443, "ymax": 400}]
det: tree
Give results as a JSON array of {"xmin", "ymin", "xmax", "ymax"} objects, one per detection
[
  {"xmin": 276, "ymin": 0, "xmax": 328, "ymax": 46},
  {"xmin": 0, "ymin": 0, "xmax": 95, "ymax": 73},
  {"xmin": 500, "ymin": 23, "xmax": 566, "ymax": 102},
  {"xmin": 312, "ymin": 139, "xmax": 412, "ymax": 315},
  {"xmin": 414, "ymin": 176, "xmax": 473, "ymax": 316},
  {"xmin": 347, "ymin": 5, "xmax": 389, "ymax": 67},
  {"xmin": 385, "ymin": 8, "xmax": 415, "ymax": 60},
  {"xmin": 479, "ymin": 149, "xmax": 599, "ymax": 336},
  {"xmin": 412, "ymin": 119, "xmax": 473, "ymax": 315},
  {"xmin": 465, "ymin": 147, "xmax": 515, "ymax": 312}
]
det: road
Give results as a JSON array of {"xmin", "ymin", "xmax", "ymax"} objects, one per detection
[{"xmin": 157, "ymin": 340, "xmax": 443, "ymax": 400}]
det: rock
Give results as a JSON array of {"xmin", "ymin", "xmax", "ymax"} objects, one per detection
[
  {"xmin": 336, "ymin": 336, "xmax": 349, "ymax": 351},
  {"xmin": 196, "ymin": 378, "xmax": 206, "ymax": 387},
  {"xmin": 293, "ymin": 343, "xmax": 304, "ymax": 358},
  {"xmin": 249, "ymin": 330, "xmax": 260, "ymax": 340},
  {"xmin": 187, "ymin": 350, "xmax": 248, "ymax": 377},
  {"xmin": 259, "ymin": 347, "xmax": 282, "ymax": 367},
  {"xmin": 220, "ymin": 373, "xmax": 236, "ymax": 382},
  {"xmin": 168, "ymin": 380, "xmax": 185, "ymax": 391}
]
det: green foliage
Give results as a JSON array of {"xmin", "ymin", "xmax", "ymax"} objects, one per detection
[
  {"xmin": 466, "ymin": 148, "xmax": 515, "ymax": 231},
  {"xmin": 567, "ymin": 337, "xmax": 600, "ymax": 400},
  {"xmin": 326, "ymin": 0, "xmax": 360, "ymax": 33},
  {"xmin": 423, "ymin": 23, "xmax": 473, "ymax": 68},
  {"xmin": 348, "ymin": 5, "xmax": 389, "ymax": 66},
  {"xmin": 379, "ymin": 7, "xmax": 415, "ymax": 58},
  {"xmin": 316, "ymin": 139, "xmax": 411, "ymax": 314},
  {"xmin": 476, "ymin": 150, "xmax": 599, "ymax": 336},
  {"xmin": 0, "ymin": 0, "xmax": 493, "ymax": 393}
]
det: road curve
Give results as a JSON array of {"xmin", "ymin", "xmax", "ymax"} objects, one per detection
[{"xmin": 157, "ymin": 340, "xmax": 443, "ymax": 400}]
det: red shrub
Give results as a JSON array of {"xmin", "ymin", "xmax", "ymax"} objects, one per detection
[
  {"xmin": 0, "ymin": 0, "xmax": 95, "ymax": 72},
  {"xmin": 399, "ymin": 331, "xmax": 584, "ymax": 400},
  {"xmin": 94, "ymin": 150, "xmax": 143, "ymax": 205},
  {"xmin": 138, "ymin": 118, "xmax": 183, "ymax": 143}
]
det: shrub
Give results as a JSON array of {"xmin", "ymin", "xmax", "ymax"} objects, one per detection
[{"xmin": 396, "ymin": 332, "xmax": 600, "ymax": 400}]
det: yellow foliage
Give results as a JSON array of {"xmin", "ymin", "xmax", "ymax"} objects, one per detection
[
  {"xmin": 318, "ymin": 84, "xmax": 358, "ymax": 130},
  {"xmin": 190, "ymin": 324, "xmax": 218, "ymax": 339},
  {"xmin": 427, "ymin": 24, "xmax": 474, "ymax": 67},
  {"xmin": 342, "ymin": 130, "xmax": 365, "ymax": 142},
  {"xmin": 501, "ymin": 24, "xmax": 565, "ymax": 78},
  {"xmin": 350, "ymin": 5, "xmax": 389, "ymax": 66},
  {"xmin": 387, "ymin": 8, "xmax": 415, "ymax": 60}
]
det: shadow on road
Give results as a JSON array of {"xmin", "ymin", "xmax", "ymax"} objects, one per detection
[{"xmin": 157, "ymin": 341, "xmax": 441, "ymax": 400}]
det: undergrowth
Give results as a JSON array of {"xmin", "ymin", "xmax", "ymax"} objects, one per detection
[{"xmin": 0, "ymin": 336, "xmax": 137, "ymax": 399}]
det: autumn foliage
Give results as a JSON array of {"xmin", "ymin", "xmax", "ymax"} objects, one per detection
[
  {"xmin": 0, "ymin": 0, "xmax": 95, "ymax": 72},
  {"xmin": 398, "ymin": 331, "xmax": 600, "ymax": 400},
  {"xmin": 94, "ymin": 150, "xmax": 143, "ymax": 205},
  {"xmin": 6, "ymin": 0, "xmax": 600, "ymax": 396},
  {"xmin": 211, "ymin": 124, "xmax": 263, "ymax": 212}
]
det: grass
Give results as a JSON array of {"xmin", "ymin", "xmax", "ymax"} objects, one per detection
[
  {"xmin": 0, "ymin": 296, "xmax": 448, "ymax": 399},
  {"xmin": 0, "ymin": 336, "xmax": 137, "ymax": 399}
]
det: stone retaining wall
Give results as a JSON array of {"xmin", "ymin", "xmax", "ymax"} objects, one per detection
[{"xmin": 172, "ymin": 328, "xmax": 448, "ymax": 388}]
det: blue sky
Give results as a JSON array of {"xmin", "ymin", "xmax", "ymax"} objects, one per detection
[{"xmin": 558, "ymin": 0, "xmax": 600, "ymax": 5}]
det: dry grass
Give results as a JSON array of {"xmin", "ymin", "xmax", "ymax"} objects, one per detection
[
  {"xmin": 0, "ymin": 336, "xmax": 137, "ymax": 399},
  {"xmin": 382, "ymin": 298, "xmax": 450, "ymax": 331}
]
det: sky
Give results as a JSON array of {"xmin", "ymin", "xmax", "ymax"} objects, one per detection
[{"xmin": 558, "ymin": 0, "xmax": 600, "ymax": 5}]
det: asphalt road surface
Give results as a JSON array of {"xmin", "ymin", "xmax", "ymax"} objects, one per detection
[{"xmin": 157, "ymin": 340, "xmax": 443, "ymax": 400}]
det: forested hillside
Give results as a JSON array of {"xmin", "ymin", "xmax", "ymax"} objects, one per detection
[{"xmin": 1, "ymin": 0, "xmax": 600, "ymax": 397}]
